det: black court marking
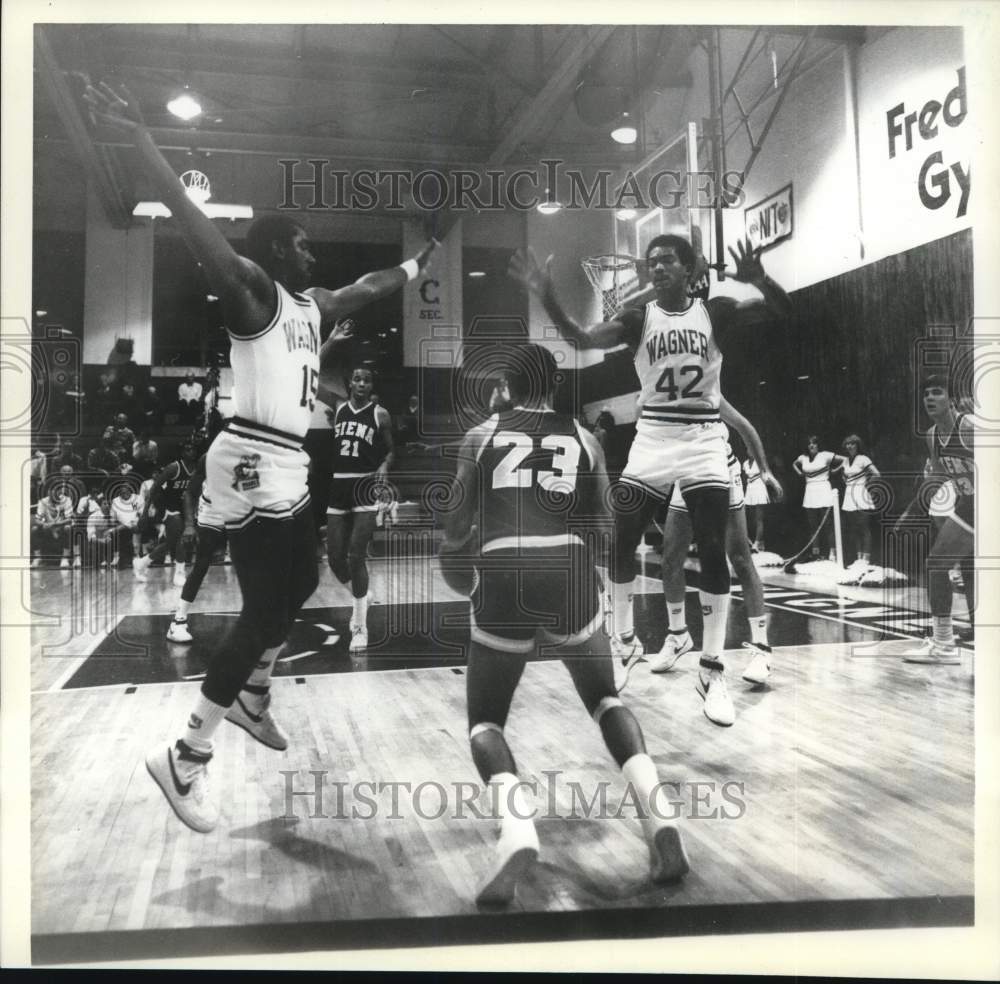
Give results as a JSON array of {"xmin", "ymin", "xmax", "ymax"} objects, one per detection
[
  {"xmin": 55, "ymin": 577, "xmax": 947, "ymax": 691},
  {"xmin": 63, "ymin": 602, "xmax": 470, "ymax": 690}
]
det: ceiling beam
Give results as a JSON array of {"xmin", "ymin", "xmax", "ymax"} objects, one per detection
[
  {"xmin": 486, "ymin": 26, "xmax": 618, "ymax": 166},
  {"xmin": 70, "ymin": 39, "xmax": 494, "ymax": 96},
  {"xmin": 766, "ymin": 26, "xmax": 866, "ymax": 45},
  {"xmin": 34, "ymin": 29, "xmax": 132, "ymax": 228}
]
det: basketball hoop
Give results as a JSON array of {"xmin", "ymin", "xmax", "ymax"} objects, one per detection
[
  {"xmin": 181, "ymin": 169, "xmax": 211, "ymax": 204},
  {"xmin": 581, "ymin": 253, "xmax": 639, "ymax": 321}
]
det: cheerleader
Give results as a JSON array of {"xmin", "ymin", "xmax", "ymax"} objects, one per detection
[
  {"xmin": 793, "ymin": 435, "xmax": 845, "ymax": 561},
  {"xmin": 833, "ymin": 435, "xmax": 881, "ymax": 565}
]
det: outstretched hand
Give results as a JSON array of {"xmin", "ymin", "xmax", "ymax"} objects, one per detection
[
  {"xmin": 81, "ymin": 80, "xmax": 146, "ymax": 134},
  {"xmin": 330, "ymin": 318, "xmax": 357, "ymax": 345},
  {"xmin": 728, "ymin": 237, "xmax": 765, "ymax": 285},
  {"xmin": 508, "ymin": 247, "xmax": 554, "ymax": 297},
  {"xmin": 415, "ymin": 238, "xmax": 440, "ymax": 274}
]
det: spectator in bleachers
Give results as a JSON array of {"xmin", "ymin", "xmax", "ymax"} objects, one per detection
[
  {"xmin": 53, "ymin": 439, "xmax": 85, "ymax": 473},
  {"xmin": 119, "ymin": 382, "xmax": 143, "ymax": 431},
  {"xmin": 132, "ymin": 431, "xmax": 160, "ymax": 478},
  {"xmin": 396, "ymin": 394, "xmax": 421, "ymax": 447},
  {"xmin": 143, "ymin": 385, "xmax": 165, "ymax": 433},
  {"xmin": 102, "ymin": 413, "xmax": 136, "ymax": 463},
  {"xmin": 54, "ymin": 464, "xmax": 86, "ymax": 504},
  {"xmin": 110, "ymin": 484, "xmax": 143, "ymax": 566},
  {"xmin": 87, "ymin": 435, "xmax": 121, "ymax": 475},
  {"xmin": 31, "ymin": 484, "xmax": 74, "ymax": 568},
  {"xmin": 83, "ymin": 492, "xmax": 117, "ymax": 568},
  {"xmin": 63, "ymin": 372, "xmax": 87, "ymax": 426},
  {"xmin": 177, "ymin": 371, "xmax": 203, "ymax": 425},
  {"xmin": 92, "ymin": 372, "xmax": 118, "ymax": 425}
]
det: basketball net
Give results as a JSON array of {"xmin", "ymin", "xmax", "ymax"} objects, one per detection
[
  {"xmin": 181, "ymin": 170, "xmax": 211, "ymax": 204},
  {"xmin": 581, "ymin": 254, "xmax": 639, "ymax": 321}
]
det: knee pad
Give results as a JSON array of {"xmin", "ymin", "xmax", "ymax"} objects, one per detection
[
  {"xmin": 592, "ymin": 695, "xmax": 623, "ymax": 725},
  {"xmin": 470, "ymin": 721, "xmax": 504, "ymax": 741}
]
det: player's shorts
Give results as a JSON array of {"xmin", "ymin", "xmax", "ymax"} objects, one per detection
[
  {"xmin": 928, "ymin": 479, "xmax": 957, "ymax": 519},
  {"xmin": 196, "ymin": 492, "xmax": 227, "ymax": 534},
  {"xmin": 327, "ymin": 472, "xmax": 384, "ymax": 515},
  {"xmin": 203, "ymin": 422, "xmax": 310, "ymax": 531},
  {"xmin": 950, "ymin": 494, "xmax": 974, "ymax": 533},
  {"xmin": 469, "ymin": 536, "xmax": 603, "ymax": 654},
  {"xmin": 621, "ymin": 420, "xmax": 729, "ymax": 500},
  {"xmin": 669, "ymin": 451, "xmax": 743, "ymax": 513}
]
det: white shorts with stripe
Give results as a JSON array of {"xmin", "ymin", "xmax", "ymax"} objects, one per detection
[
  {"xmin": 203, "ymin": 419, "xmax": 310, "ymax": 531},
  {"xmin": 621, "ymin": 418, "xmax": 730, "ymax": 501},
  {"xmin": 669, "ymin": 449, "xmax": 743, "ymax": 512},
  {"xmin": 196, "ymin": 492, "xmax": 227, "ymax": 534}
]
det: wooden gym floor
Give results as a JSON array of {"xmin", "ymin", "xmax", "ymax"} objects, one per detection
[{"xmin": 27, "ymin": 549, "xmax": 974, "ymax": 963}]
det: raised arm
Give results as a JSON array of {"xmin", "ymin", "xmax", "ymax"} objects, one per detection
[
  {"xmin": 720, "ymin": 397, "xmax": 784, "ymax": 502},
  {"xmin": 441, "ymin": 425, "xmax": 492, "ymax": 543},
  {"xmin": 707, "ymin": 238, "xmax": 792, "ymax": 342},
  {"xmin": 319, "ymin": 319, "xmax": 357, "ymax": 369},
  {"xmin": 83, "ymin": 82, "xmax": 276, "ymax": 336},
  {"xmin": 508, "ymin": 248, "xmax": 643, "ymax": 351},
  {"xmin": 309, "ymin": 239, "xmax": 439, "ymax": 330}
]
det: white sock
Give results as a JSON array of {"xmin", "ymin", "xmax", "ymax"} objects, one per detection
[
  {"xmin": 749, "ymin": 615, "xmax": 768, "ymax": 647},
  {"xmin": 933, "ymin": 615, "xmax": 954, "ymax": 647},
  {"xmin": 352, "ymin": 594, "xmax": 369, "ymax": 628},
  {"xmin": 491, "ymin": 771, "xmax": 536, "ymax": 840},
  {"xmin": 667, "ymin": 602, "xmax": 686, "ymax": 632},
  {"xmin": 181, "ymin": 693, "xmax": 228, "ymax": 753},
  {"xmin": 611, "ymin": 580, "xmax": 635, "ymax": 639},
  {"xmin": 622, "ymin": 752, "xmax": 664, "ymax": 843},
  {"xmin": 700, "ymin": 590, "xmax": 730, "ymax": 658},
  {"xmin": 246, "ymin": 645, "xmax": 283, "ymax": 689},
  {"xmin": 175, "ymin": 599, "xmax": 191, "ymax": 620}
]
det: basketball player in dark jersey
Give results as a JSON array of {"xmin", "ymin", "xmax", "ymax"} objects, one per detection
[
  {"xmin": 326, "ymin": 363, "xmax": 395, "ymax": 652},
  {"xmin": 86, "ymin": 82, "xmax": 437, "ymax": 832},
  {"xmin": 165, "ymin": 448, "xmax": 228, "ymax": 643},
  {"xmin": 133, "ymin": 441, "xmax": 198, "ymax": 587},
  {"xmin": 897, "ymin": 373, "xmax": 975, "ymax": 664},
  {"xmin": 510, "ymin": 237, "xmax": 791, "ymax": 727},
  {"xmin": 440, "ymin": 343, "xmax": 689, "ymax": 905}
]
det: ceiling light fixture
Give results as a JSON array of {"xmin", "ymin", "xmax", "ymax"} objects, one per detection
[
  {"xmin": 536, "ymin": 186, "xmax": 563, "ymax": 215},
  {"xmin": 467, "ymin": 271, "xmax": 486, "ymax": 278},
  {"xmin": 167, "ymin": 89, "xmax": 202, "ymax": 121},
  {"xmin": 615, "ymin": 208, "xmax": 637, "ymax": 221},
  {"xmin": 611, "ymin": 111, "xmax": 637, "ymax": 145}
]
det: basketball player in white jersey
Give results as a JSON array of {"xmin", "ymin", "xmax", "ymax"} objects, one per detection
[
  {"xmin": 648, "ymin": 399, "xmax": 784, "ymax": 698},
  {"xmin": 510, "ymin": 236, "xmax": 791, "ymax": 727},
  {"xmin": 86, "ymin": 82, "xmax": 437, "ymax": 832}
]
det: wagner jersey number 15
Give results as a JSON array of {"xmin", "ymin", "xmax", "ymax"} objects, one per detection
[{"xmin": 490, "ymin": 431, "xmax": 580, "ymax": 493}]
